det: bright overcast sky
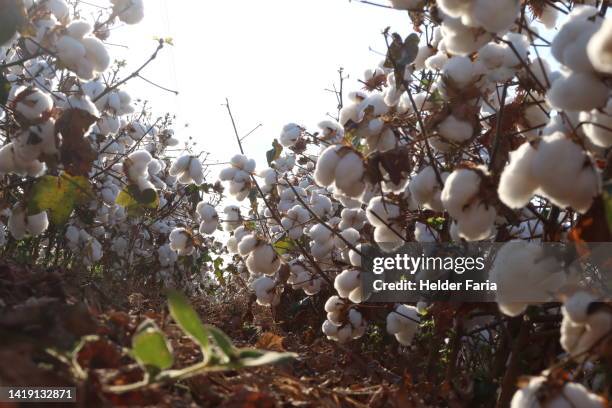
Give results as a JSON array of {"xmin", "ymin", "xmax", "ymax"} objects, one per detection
[{"xmin": 88, "ymin": 0, "xmax": 410, "ymax": 168}]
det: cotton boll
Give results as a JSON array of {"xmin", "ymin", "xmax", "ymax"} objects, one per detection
[
  {"xmin": 82, "ymin": 36, "xmax": 110, "ymax": 72},
  {"xmin": 437, "ymin": 114, "xmax": 473, "ymax": 143},
  {"xmin": 252, "ymin": 276, "xmax": 279, "ymax": 306},
  {"xmin": 322, "ymin": 319, "xmax": 339, "ymax": 337},
  {"xmin": 386, "ymin": 304, "xmax": 420, "ymax": 346},
  {"xmin": 112, "ymin": 0, "xmax": 145, "ymax": 24},
  {"xmin": 318, "ymin": 120, "xmax": 345, "ymax": 143},
  {"xmin": 498, "ymin": 142, "xmax": 539, "ymax": 209},
  {"xmin": 538, "ymin": 5, "xmax": 558, "ymax": 29},
  {"xmin": 441, "ymin": 18, "xmax": 492, "ymax": 56},
  {"xmin": 169, "ymin": 155, "xmax": 190, "ymax": 176},
  {"xmin": 8, "ymin": 207, "xmax": 27, "ymax": 240},
  {"xmin": 560, "ymin": 291, "xmax": 612, "ymax": 360},
  {"xmin": 471, "ymin": 0, "xmax": 520, "ymax": 34},
  {"xmin": 314, "ymin": 145, "xmax": 341, "ymax": 187},
  {"xmin": 441, "ymin": 168, "xmax": 481, "ymax": 216},
  {"xmin": 532, "ymin": 133, "xmax": 600, "ymax": 213},
  {"xmin": 366, "ymin": 197, "xmax": 400, "ymax": 227},
  {"xmin": 280, "ymin": 123, "xmax": 302, "ymax": 147},
  {"xmin": 580, "ymin": 103, "xmax": 612, "ymax": 148},
  {"xmin": 409, "ymin": 167, "xmax": 446, "ymax": 211},
  {"xmin": 489, "ymin": 241, "xmax": 566, "ymax": 316},
  {"xmin": 45, "ymin": 0, "xmax": 70, "ymax": 21},
  {"xmin": 510, "ymin": 376, "xmax": 605, "ymax": 408},
  {"xmin": 455, "ymin": 203, "xmax": 496, "ymax": 241},
  {"xmin": 339, "ymin": 208, "xmax": 367, "ymax": 231},
  {"xmin": 414, "ymin": 45, "xmax": 434, "ymax": 71},
  {"xmin": 551, "ymin": 5, "xmax": 601, "ymax": 72},
  {"xmin": 12, "ymin": 88, "xmax": 53, "ymax": 120},
  {"xmin": 443, "ymin": 56, "xmax": 478, "ymax": 88},
  {"xmin": 66, "ymin": 20, "xmax": 93, "ymax": 39},
  {"xmin": 26, "ymin": 212, "xmax": 49, "ymax": 236},
  {"xmin": 546, "ymin": 72, "xmax": 608, "ymax": 112},
  {"xmin": 188, "ymin": 158, "xmax": 204, "ymax": 185},
  {"xmin": 334, "ymin": 151, "xmax": 365, "ymax": 198},
  {"xmin": 246, "ymin": 243, "xmax": 281, "ymax": 276},
  {"xmin": 334, "ymin": 269, "xmax": 360, "ymax": 299},
  {"xmin": 425, "ymin": 51, "xmax": 449, "ymax": 71},
  {"xmin": 587, "ymin": 18, "xmax": 612, "ymax": 74}
]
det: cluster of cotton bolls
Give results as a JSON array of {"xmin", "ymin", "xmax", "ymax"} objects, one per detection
[
  {"xmin": 386, "ymin": 304, "xmax": 420, "ymax": 346},
  {"xmin": 560, "ymin": 291, "xmax": 612, "ymax": 361},
  {"xmin": 441, "ymin": 166, "xmax": 497, "ymax": 241},
  {"xmin": 488, "ymin": 241, "xmax": 568, "ymax": 317},
  {"xmin": 219, "ymin": 154, "xmax": 256, "ymax": 201},
  {"xmin": 169, "ymin": 154, "xmax": 205, "ymax": 186},
  {"xmin": 322, "ymin": 296, "xmax": 367, "ymax": 343},
  {"xmin": 366, "ymin": 197, "xmax": 405, "ymax": 251},
  {"xmin": 498, "ymin": 133, "xmax": 601, "ymax": 214},
  {"xmin": 55, "ymin": 20, "xmax": 110, "ymax": 80},
  {"xmin": 65, "ymin": 226, "xmax": 103, "ymax": 266},
  {"xmin": 510, "ymin": 376, "xmax": 605, "ymax": 408},
  {"xmin": 196, "ymin": 202, "xmax": 219, "ymax": 235}
]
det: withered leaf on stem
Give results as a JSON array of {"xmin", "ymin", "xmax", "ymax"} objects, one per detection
[{"xmin": 55, "ymin": 108, "xmax": 98, "ymax": 176}]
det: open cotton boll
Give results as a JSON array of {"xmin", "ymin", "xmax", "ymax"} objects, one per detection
[
  {"xmin": 12, "ymin": 88, "xmax": 53, "ymax": 120},
  {"xmin": 498, "ymin": 142, "xmax": 539, "ymax": 209},
  {"xmin": 547, "ymin": 72, "xmax": 608, "ymax": 112},
  {"xmin": 314, "ymin": 145, "xmax": 341, "ymax": 187},
  {"xmin": 280, "ymin": 123, "xmax": 302, "ymax": 147},
  {"xmin": 471, "ymin": 0, "xmax": 520, "ymax": 34},
  {"xmin": 510, "ymin": 376, "xmax": 606, "ymax": 408},
  {"xmin": 82, "ymin": 36, "xmax": 110, "ymax": 73},
  {"xmin": 252, "ymin": 276, "xmax": 279, "ymax": 306},
  {"xmin": 366, "ymin": 197, "xmax": 400, "ymax": 227},
  {"xmin": 425, "ymin": 51, "xmax": 449, "ymax": 71},
  {"xmin": 386, "ymin": 304, "xmax": 420, "ymax": 345},
  {"xmin": 414, "ymin": 45, "xmax": 434, "ymax": 71},
  {"xmin": 339, "ymin": 208, "xmax": 367, "ymax": 231},
  {"xmin": 489, "ymin": 241, "xmax": 566, "ymax": 317},
  {"xmin": 8, "ymin": 207, "xmax": 27, "ymax": 240},
  {"xmin": 318, "ymin": 120, "xmax": 345, "ymax": 143},
  {"xmin": 169, "ymin": 155, "xmax": 190, "ymax": 176},
  {"xmin": 45, "ymin": 0, "xmax": 70, "ymax": 21},
  {"xmin": 66, "ymin": 20, "xmax": 93, "ymax": 39},
  {"xmin": 441, "ymin": 168, "xmax": 481, "ymax": 216},
  {"xmin": 551, "ymin": 5, "xmax": 601, "ymax": 72},
  {"xmin": 409, "ymin": 167, "xmax": 446, "ymax": 211},
  {"xmin": 532, "ymin": 133, "xmax": 600, "ymax": 213},
  {"xmin": 442, "ymin": 55, "xmax": 479, "ymax": 88},
  {"xmin": 246, "ymin": 243, "xmax": 281, "ymax": 276},
  {"xmin": 538, "ymin": 4, "xmax": 558, "ymax": 29},
  {"xmin": 112, "ymin": 0, "xmax": 145, "ymax": 24},
  {"xmin": 334, "ymin": 269, "xmax": 360, "ymax": 298},
  {"xmin": 437, "ymin": 114, "xmax": 473, "ymax": 143},
  {"xmin": 587, "ymin": 18, "xmax": 612, "ymax": 74},
  {"xmin": 580, "ymin": 102, "xmax": 612, "ymax": 148},
  {"xmin": 455, "ymin": 203, "xmax": 497, "ymax": 241},
  {"xmin": 560, "ymin": 291, "xmax": 612, "ymax": 360},
  {"xmin": 441, "ymin": 17, "xmax": 491, "ymax": 56}
]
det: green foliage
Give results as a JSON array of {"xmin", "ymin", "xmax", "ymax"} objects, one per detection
[
  {"xmin": 273, "ymin": 236, "xmax": 294, "ymax": 255},
  {"xmin": 27, "ymin": 173, "xmax": 93, "ymax": 225},
  {"xmin": 131, "ymin": 320, "xmax": 174, "ymax": 372},
  {"xmin": 115, "ymin": 185, "xmax": 159, "ymax": 216},
  {"xmin": 167, "ymin": 290, "xmax": 210, "ymax": 355}
]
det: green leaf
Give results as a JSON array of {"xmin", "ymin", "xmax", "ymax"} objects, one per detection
[
  {"xmin": 266, "ymin": 139, "xmax": 283, "ymax": 166},
  {"xmin": 27, "ymin": 173, "xmax": 93, "ymax": 225},
  {"xmin": 237, "ymin": 349, "xmax": 297, "ymax": 368},
  {"xmin": 273, "ymin": 237, "xmax": 294, "ymax": 255},
  {"xmin": 213, "ymin": 257, "xmax": 226, "ymax": 286},
  {"xmin": 206, "ymin": 325, "xmax": 238, "ymax": 360},
  {"xmin": 132, "ymin": 320, "xmax": 174, "ymax": 372},
  {"xmin": 116, "ymin": 184, "xmax": 159, "ymax": 216},
  {"xmin": 167, "ymin": 291, "xmax": 210, "ymax": 354}
]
